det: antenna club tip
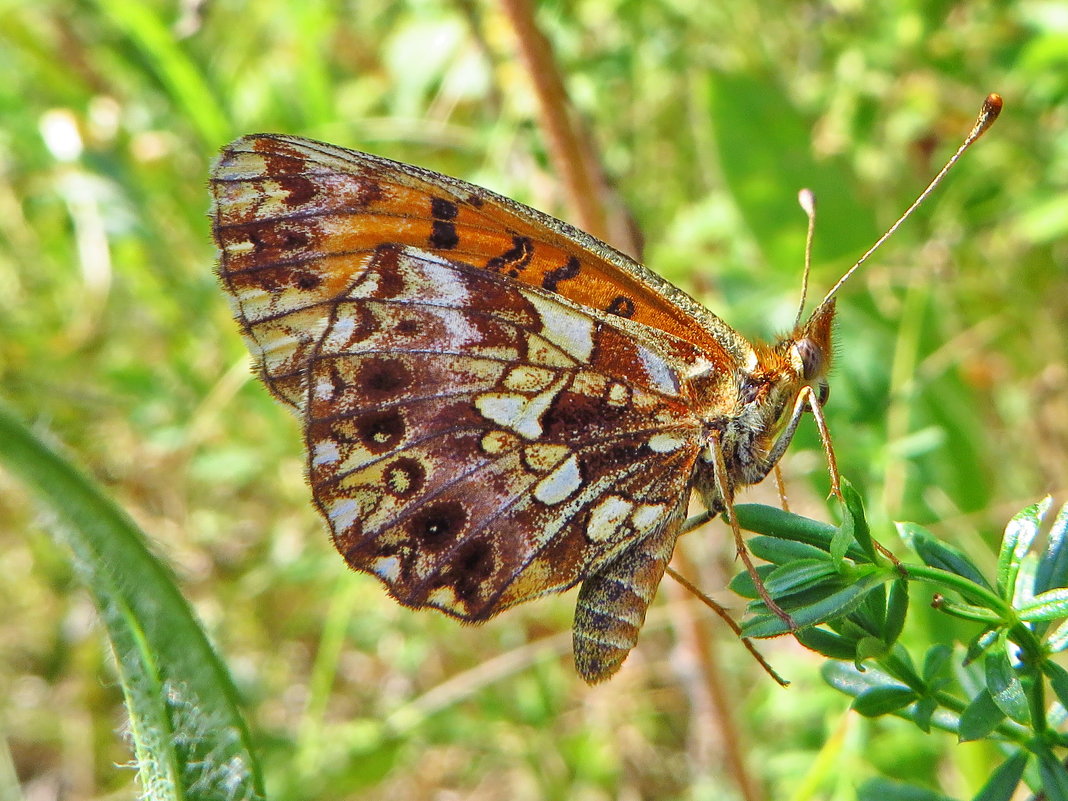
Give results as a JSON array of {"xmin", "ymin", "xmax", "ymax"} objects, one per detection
[
  {"xmin": 977, "ymin": 94, "xmax": 1003, "ymax": 133},
  {"xmin": 798, "ymin": 188, "xmax": 816, "ymax": 215}
]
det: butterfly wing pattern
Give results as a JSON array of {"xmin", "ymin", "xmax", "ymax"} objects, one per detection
[{"xmin": 210, "ymin": 135, "xmax": 829, "ymax": 683}]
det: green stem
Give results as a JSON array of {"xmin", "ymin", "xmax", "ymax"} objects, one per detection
[{"xmin": 898, "ymin": 564, "xmax": 1047, "ymax": 658}]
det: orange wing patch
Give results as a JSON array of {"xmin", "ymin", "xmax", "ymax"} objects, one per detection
[{"xmin": 212, "ymin": 134, "xmax": 747, "ymax": 374}]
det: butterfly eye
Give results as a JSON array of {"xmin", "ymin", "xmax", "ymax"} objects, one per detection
[{"xmin": 794, "ymin": 337, "xmax": 824, "ymax": 381}]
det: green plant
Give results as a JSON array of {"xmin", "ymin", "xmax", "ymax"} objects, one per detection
[
  {"xmin": 733, "ymin": 490, "xmax": 1068, "ymax": 801},
  {"xmin": 0, "ymin": 404, "xmax": 265, "ymax": 801}
]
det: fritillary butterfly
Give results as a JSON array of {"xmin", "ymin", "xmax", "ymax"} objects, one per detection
[{"xmin": 210, "ymin": 95, "xmax": 1000, "ymax": 684}]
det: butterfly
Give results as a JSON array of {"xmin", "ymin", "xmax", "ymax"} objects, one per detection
[{"xmin": 209, "ymin": 95, "xmax": 1000, "ymax": 684}]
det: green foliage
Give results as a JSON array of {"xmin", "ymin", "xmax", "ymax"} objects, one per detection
[
  {"xmin": 1, "ymin": 0, "xmax": 1065, "ymax": 799},
  {"xmin": 0, "ymin": 404, "xmax": 263, "ymax": 800},
  {"xmin": 738, "ymin": 492, "xmax": 1068, "ymax": 800}
]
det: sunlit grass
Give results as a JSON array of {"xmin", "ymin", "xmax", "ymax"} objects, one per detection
[{"xmin": 1, "ymin": 1, "xmax": 1064, "ymax": 799}]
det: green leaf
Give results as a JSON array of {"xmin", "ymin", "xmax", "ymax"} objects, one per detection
[
  {"xmin": 997, "ymin": 498, "xmax": 1051, "ymax": 600},
  {"xmin": 1048, "ymin": 620, "xmax": 1068, "ymax": 653},
  {"xmin": 0, "ymin": 405, "xmax": 265, "ymax": 801},
  {"xmin": 1036, "ymin": 502, "xmax": 1068, "ymax": 594},
  {"xmin": 743, "ymin": 569, "xmax": 894, "ymax": 637},
  {"xmin": 823, "ymin": 662, "xmax": 899, "ymax": 695},
  {"xmin": 923, "ymin": 644, "xmax": 953, "ymax": 684},
  {"xmin": 887, "ymin": 643, "xmax": 924, "ymax": 689},
  {"xmin": 1019, "ymin": 588, "xmax": 1068, "ymax": 622},
  {"xmin": 985, "ymin": 648, "xmax": 1031, "ymax": 725},
  {"xmin": 964, "ymin": 628, "xmax": 999, "ymax": 666},
  {"xmin": 913, "ymin": 695, "xmax": 937, "ymax": 734},
  {"xmin": 857, "ymin": 582, "xmax": 887, "ymax": 633},
  {"xmin": 763, "ymin": 559, "xmax": 839, "ymax": 596},
  {"xmin": 852, "ymin": 686, "xmax": 916, "ymax": 717},
  {"xmin": 898, "ymin": 522, "xmax": 992, "ymax": 590},
  {"xmin": 958, "ymin": 688, "xmax": 1006, "ymax": 742},
  {"xmin": 1034, "ymin": 743, "xmax": 1068, "ymax": 801},
  {"xmin": 971, "ymin": 750, "xmax": 1028, "ymax": 801},
  {"xmin": 841, "ymin": 481, "xmax": 877, "ymax": 563},
  {"xmin": 858, "ymin": 777, "xmax": 955, "ymax": 801},
  {"xmin": 825, "ymin": 663, "xmax": 966, "ymax": 735},
  {"xmin": 1042, "ymin": 661, "xmax": 1068, "ymax": 711},
  {"xmin": 884, "ymin": 579, "xmax": 909, "ymax": 646},
  {"xmin": 733, "ymin": 504, "xmax": 867, "ymax": 560},
  {"xmin": 794, "ymin": 627, "xmax": 860, "ymax": 660},
  {"xmin": 831, "ymin": 505, "xmax": 854, "ymax": 566},
  {"xmin": 726, "ymin": 563, "xmax": 774, "ymax": 599},
  {"xmin": 855, "ymin": 636, "xmax": 890, "ymax": 665},
  {"xmin": 747, "ymin": 535, "xmax": 832, "ymax": 565}
]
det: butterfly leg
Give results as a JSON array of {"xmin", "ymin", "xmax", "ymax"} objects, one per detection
[
  {"xmin": 572, "ymin": 501, "xmax": 686, "ymax": 684},
  {"xmin": 664, "ymin": 565, "xmax": 788, "ymax": 686},
  {"xmin": 678, "ymin": 510, "xmax": 714, "ymax": 536},
  {"xmin": 799, "ymin": 386, "xmax": 899, "ymax": 565},
  {"xmin": 797, "ymin": 385, "xmax": 843, "ymax": 501},
  {"xmin": 707, "ymin": 432, "xmax": 795, "ymax": 629},
  {"xmin": 773, "ymin": 464, "xmax": 791, "ymax": 512}
]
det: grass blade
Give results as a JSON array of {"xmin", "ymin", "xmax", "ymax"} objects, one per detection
[{"xmin": 0, "ymin": 404, "xmax": 264, "ymax": 801}]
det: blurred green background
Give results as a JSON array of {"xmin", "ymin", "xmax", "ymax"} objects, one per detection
[{"xmin": 1, "ymin": 0, "xmax": 1065, "ymax": 799}]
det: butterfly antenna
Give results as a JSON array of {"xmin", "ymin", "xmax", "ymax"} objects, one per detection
[
  {"xmin": 794, "ymin": 188, "xmax": 817, "ymax": 328},
  {"xmin": 812, "ymin": 93, "xmax": 1003, "ymax": 314}
]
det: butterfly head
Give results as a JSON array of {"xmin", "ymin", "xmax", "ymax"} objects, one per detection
[
  {"xmin": 706, "ymin": 297, "xmax": 836, "ymax": 493},
  {"xmin": 751, "ymin": 297, "xmax": 836, "ymax": 435},
  {"xmin": 788, "ymin": 296, "xmax": 836, "ymax": 406}
]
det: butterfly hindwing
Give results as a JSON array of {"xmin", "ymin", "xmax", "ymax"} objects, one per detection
[{"xmin": 299, "ymin": 245, "xmax": 704, "ymax": 619}]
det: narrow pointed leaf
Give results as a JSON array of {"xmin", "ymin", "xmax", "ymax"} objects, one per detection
[
  {"xmin": 825, "ymin": 664, "xmax": 965, "ymax": 734},
  {"xmin": 0, "ymin": 405, "xmax": 265, "ymax": 801},
  {"xmin": 748, "ymin": 535, "xmax": 832, "ymax": 565},
  {"xmin": 858, "ymin": 583, "xmax": 887, "ymax": 632},
  {"xmin": 1035, "ymin": 744, "xmax": 1068, "ymax": 801},
  {"xmin": 898, "ymin": 522, "xmax": 992, "ymax": 590},
  {"xmin": 733, "ymin": 503, "xmax": 866, "ymax": 560},
  {"xmin": 841, "ymin": 481, "xmax": 877, "ymax": 562},
  {"xmin": 1019, "ymin": 588, "xmax": 1068, "ymax": 622},
  {"xmin": 923, "ymin": 644, "xmax": 953, "ymax": 683},
  {"xmin": 763, "ymin": 559, "xmax": 838, "ymax": 596},
  {"xmin": 743, "ymin": 570, "xmax": 893, "ymax": 637},
  {"xmin": 997, "ymin": 498, "xmax": 1051, "ymax": 599},
  {"xmin": 985, "ymin": 649, "xmax": 1031, "ymax": 725},
  {"xmin": 1036, "ymin": 503, "xmax": 1068, "ymax": 594},
  {"xmin": 913, "ymin": 695, "xmax": 937, "ymax": 733},
  {"xmin": 884, "ymin": 579, "xmax": 909, "ymax": 646},
  {"xmin": 964, "ymin": 628, "xmax": 999, "ymax": 666},
  {"xmin": 1043, "ymin": 661, "xmax": 1068, "ymax": 712},
  {"xmin": 794, "ymin": 627, "xmax": 860, "ymax": 660},
  {"xmin": 832, "ymin": 508, "xmax": 854, "ymax": 566},
  {"xmin": 727, "ymin": 563, "xmax": 774, "ymax": 599},
  {"xmin": 1048, "ymin": 619, "xmax": 1068, "ymax": 653},
  {"xmin": 852, "ymin": 685, "xmax": 917, "ymax": 717}
]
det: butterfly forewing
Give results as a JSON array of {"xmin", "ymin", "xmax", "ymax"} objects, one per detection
[{"xmin": 212, "ymin": 135, "xmax": 751, "ymax": 370}]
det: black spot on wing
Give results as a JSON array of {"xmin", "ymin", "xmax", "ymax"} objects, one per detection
[
  {"xmin": 606, "ymin": 295, "xmax": 636, "ymax": 318},
  {"xmin": 542, "ymin": 256, "xmax": 581, "ymax": 292}
]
